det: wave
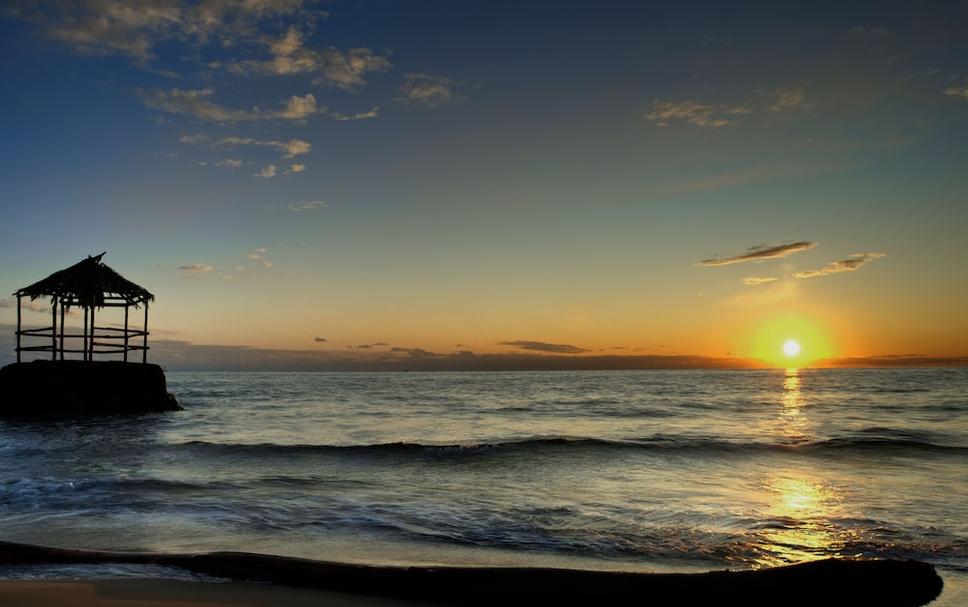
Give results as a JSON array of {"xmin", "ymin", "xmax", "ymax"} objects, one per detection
[{"xmin": 171, "ymin": 432, "xmax": 968, "ymax": 458}]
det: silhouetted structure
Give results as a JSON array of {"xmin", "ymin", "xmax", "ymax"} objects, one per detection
[
  {"xmin": 14, "ymin": 253, "xmax": 153, "ymax": 363},
  {"xmin": 1, "ymin": 253, "xmax": 178, "ymax": 416}
]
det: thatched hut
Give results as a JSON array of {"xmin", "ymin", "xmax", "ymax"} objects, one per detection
[
  {"xmin": 14, "ymin": 253, "xmax": 153, "ymax": 363},
  {"xmin": 1, "ymin": 253, "xmax": 179, "ymax": 416}
]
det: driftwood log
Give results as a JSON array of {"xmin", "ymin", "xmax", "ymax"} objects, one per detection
[{"xmin": 0, "ymin": 540, "xmax": 944, "ymax": 606}]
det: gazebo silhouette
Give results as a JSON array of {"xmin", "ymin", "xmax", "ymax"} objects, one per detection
[
  {"xmin": 14, "ymin": 253, "xmax": 153, "ymax": 363},
  {"xmin": 1, "ymin": 253, "xmax": 178, "ymax": 416}
]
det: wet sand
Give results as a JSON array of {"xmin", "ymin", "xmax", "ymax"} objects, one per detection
[{"xmin": 0, "ymin": 579, "xmax": 429, "ymax": 606}]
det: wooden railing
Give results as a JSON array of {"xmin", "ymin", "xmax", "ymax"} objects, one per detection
[{"xmin": 16, "ymin": 326, "xmax": 149, "ymax": 361}]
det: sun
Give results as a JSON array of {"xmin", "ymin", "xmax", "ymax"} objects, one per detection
[
  {"xmin": 783, "ymin": 339, "xmax": 801, "ymax": 358},
  {"xmin": 747, "ymin": 315, "xmax": 835, "ymax": 368}
]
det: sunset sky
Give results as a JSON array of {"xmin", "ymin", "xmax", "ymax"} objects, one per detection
[{"xmin": 1, "ymin": 1, "xmax": 967, "ymax": 368}]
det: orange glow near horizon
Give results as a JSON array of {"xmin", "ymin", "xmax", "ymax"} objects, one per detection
[{"xmin": 748, "ymin": 315, "xmax": 835, "ymax": 368}]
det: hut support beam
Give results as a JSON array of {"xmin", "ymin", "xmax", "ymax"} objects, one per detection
[
  {"xmin": 123, "ymin": 303, "xmax": 129, "ymax": 363},
  {"xmin": 89, "ymin": 306, "xmax": 96, "ymax": 361},
  {"xmin": 51, "ymin": 298, "xmax": 57, "ymax": 361},
  {"xmin": 82, "ymin": 307, "xmax": 89, "ymax": 361},
  {"xmin": 16, "ymin": 295, "xmax": 21, "ymax": 363},
  {"xmin": 142, "ymin": 302, "xmax": 149, "ymax": 364},
  {"xmin": 59, "ymin": 302, "xmax": 66, "ymax": 361}
]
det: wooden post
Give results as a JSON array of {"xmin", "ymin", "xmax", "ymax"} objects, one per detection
[
  {"xmin": 51, "ymin": 297, "xmax": 57, "ymax": 361},
  {"xmin": 16, "ymin": 295, "xmax": 21, "ymax": 363},
  {"xmin": 83, "ymin": 306, "xmax": 89, "ymax": 361},
  {"xmin": 142, "ymin": 301, "xmax": 149, "ymax": 364},
  {"xmin": 89, "ymin": 305, "xmax": 96, "ymax": 361},
  {"xmin": 59, "ymin": 300, "xmax": 66, "ymax": 361},
  {"xmin": 123, "ymin": 302, "xmax": 130, "ymax": 362}
]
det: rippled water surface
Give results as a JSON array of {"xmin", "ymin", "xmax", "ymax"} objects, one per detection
[{"xmin": 1, "ymin": 369, "xmax": 966, "ymax": 598}]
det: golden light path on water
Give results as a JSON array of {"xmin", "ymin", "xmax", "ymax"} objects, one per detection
[{"xmin": 750, "ymin": 369, "xmax": 858, "ymax": 567}]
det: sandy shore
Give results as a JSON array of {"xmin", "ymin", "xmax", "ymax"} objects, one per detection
[{"xmin": 0, "ymin": 579, "xmax": 430, "ymax": 607}]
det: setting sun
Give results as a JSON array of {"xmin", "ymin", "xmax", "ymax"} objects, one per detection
[{"xmin": 748, "ymin": 315, "xmax": 834, "ymax": 368}]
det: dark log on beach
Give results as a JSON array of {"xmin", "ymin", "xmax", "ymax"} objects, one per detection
[
  {"xmin": 0, "ymin": 541, "xmax": 943, "ymax": 607},
  {"xmin": 0, "ymin": 361, "xmax": 180, "ymax": 417}
]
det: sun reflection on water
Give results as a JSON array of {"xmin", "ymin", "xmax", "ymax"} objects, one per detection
[{"xmin": 746, "ymin": 370, "xmax": 857, "ymax": 567}]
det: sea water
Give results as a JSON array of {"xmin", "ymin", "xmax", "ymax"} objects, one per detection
[{"xmin": 1, "ymin": 369, "xmax": 965, "ymax": 601}]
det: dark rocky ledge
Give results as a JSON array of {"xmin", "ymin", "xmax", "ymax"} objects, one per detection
[
  {"xmin": 0, "ymin": 540, "xmax": 944, "ymax": 607},
  {"xmin": 0, "ymin": 360, "xmax": 179, "ymax": 417}
]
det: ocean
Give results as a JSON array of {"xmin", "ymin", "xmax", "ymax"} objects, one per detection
[{"xmin": 1, "ymin": 369, "xmax": 966, "ymax": 602}]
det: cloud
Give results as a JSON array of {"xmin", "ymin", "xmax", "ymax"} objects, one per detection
[
  {"xmin": 284, "ymin": 163, "xmax": 305, "ymax": 174},
  {"xmin": 288, "ymin": 201, "xmax": 326, "ymax": 211},
  {"xmin": 700, "ymin": 241, "xmax": 817, "ymax": 266},
  {"xmin": 248, "ymin": 247, "xmax": 267, "ymax": 259},
  {"xmin": 270, "ymin": 93, "xmax": 320, "ymax": 119},
  {"xmin": 229, "ymin": 27, "xmax": 392, "ymax": 90},
  {"xmin": 793, "ymin": 253, "xmax": 886, "ymax": 279},
  {"xmin": 215, "ymin": 158, "xmax": 241, "ymax": 167},
  {"xmin": 253, "ymin": 164, "xmax": 277, "ymax": 178},
  {"xmin": 179, "ymin": 133, "xmax": 210, "ymax": 145},
  {"xmin": 724, "ymin": 280, "xmax": 799, "ymax": 306},
  {"xmin": 501, "ymin": 340, "xmax": 590, "ymax": 354},
  {"xmin": 143, "ymin": 88, "xmax": 260, "ymax": 122},
  {"xmin": 179, "ymin": 263, "xmax": 213, "ymax": 273},
  {"xmin": 761, "ymin": 88, "xmax": 813, "ymax": 112},
  {"xmin": 180, "ymin": 134, "xmax": 312, "ymax": 159},
  {"xmin": 353, "ymin": 342, "xmax": 389, "ymax": 349},
  {"xmin": 390, "ymin": 347, "xmax": 443, "ymax": 358},
  {"xmin": 646, "ymin": 100, "xmax": 735, "ymax": 128},
  {"xmin": 314, "ymin": 337, "xmax": 327, "ymax": 342},
  {"xmin": 395, "ymin": 73, "xmax": 468, "ymax": 108},
  {"xmin": 742, "ymin": 276, "xmax": 779, "ymax": 286},
  {"xmin": 848, "ymin": 26, "xmax": 890, "ymax": 38},
  {"xmin": 646, "ymin": 87, "xmax": 812, "ymax": 128},
  {"xmin": 944, "ymin": 85, "xmax": 968, "ymax": 100},
  {"xmin": 10, "ymin": 0, "xmax": 316, "ymax": 65},
  {"xmin": 332, "ymin": 107, "xmax": 380, "ymax": 121}
]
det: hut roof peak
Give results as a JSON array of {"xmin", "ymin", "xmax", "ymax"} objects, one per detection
[{"xmin": 14, "ymin": 253, "xmax": 154, "ymax": 308}]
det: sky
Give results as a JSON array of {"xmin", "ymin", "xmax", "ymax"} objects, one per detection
[{"xmin": 1, "ymin": 1, "xmax": 967, "ymax": 370}]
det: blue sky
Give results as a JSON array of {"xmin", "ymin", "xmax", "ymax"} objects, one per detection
[{"xmin": 1, "ymin": 0, "xmax": 967, "ymax": 366}]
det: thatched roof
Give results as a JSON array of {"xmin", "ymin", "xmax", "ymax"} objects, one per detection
[{"xmin": 14, "ymin": 253, "xmax": 154, "ymax": 308}]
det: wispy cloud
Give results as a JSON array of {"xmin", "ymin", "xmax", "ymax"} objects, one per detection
[
  {"xmin": 646, "ymin": 87, "xmax": 812, "ymax": 128},
  {"xmin": 742, "ymin": 276, "xmax": 779, "ymax": 286},
  {"xmin": 228, "ymin": 27, "xmax": 392, "ymax": 91},
  {"xmin": 700, "ymin": 241, "xmax": 817, "ymax": 266},
  {"xmin": 332, "ymin": 107, "xmax": 380, "ymax": 121},
  {"xmin": 395, "ymin": 73, "xmax": 468, "ymax": 108},
  {"xmin": 143, "ymin": 88, "xmax": 259, "ymax": 122},
  {"xmin": 646, "ymin": 100, "xmax": 739, "ymax": 128},
  {"xmin": 253, "ymin": 164, "xmax": 277, "ymax": 178},
  {"xmin": 944, "ymin": 85, "xmax": 968, "ymax": 100},
  {"xmin": 314, "ymin": 337, "xmax": 327, "ymax": 342},
  {"xmin": 214, "ymin": 158, "xmax": 241, "ymax": 167},
  {"xmin": 390, "ymin": 347, "xmax": 442, "ymax": 358},
  {"xmin": 9, "ymin": 1, "xmax": 319, "ymax": 66},
  {"xmin": 761, "ymin": 88, "xmax": 813, "ymax": 112},
  {"xmin": 724, "ymin": 281, "xmax": 799, "ymax": 306},
  {"xmin": 793, "ymin": 253, "xmax": 886, "ymax": 279},
  {"xmin": 181, "ymin": 134, "xmax": 312, "ymax": 159},
  {"xmin": 179, "ymin": 263, "xmax": 213, "ymax": 273},
  {"xmin": 501, "ymin": 340, "xmax": 590, "ymax": 354},
  {"xmin": 288, "ymin": 201, "xmax": 326, "ymax": 211},
  {"xmin": 284, "ymin": 163, "xmax": 305, "ymax": 174},
  {"xmin": 848, "ymin": 26, "xmax": 891, "ymax": 38}
]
